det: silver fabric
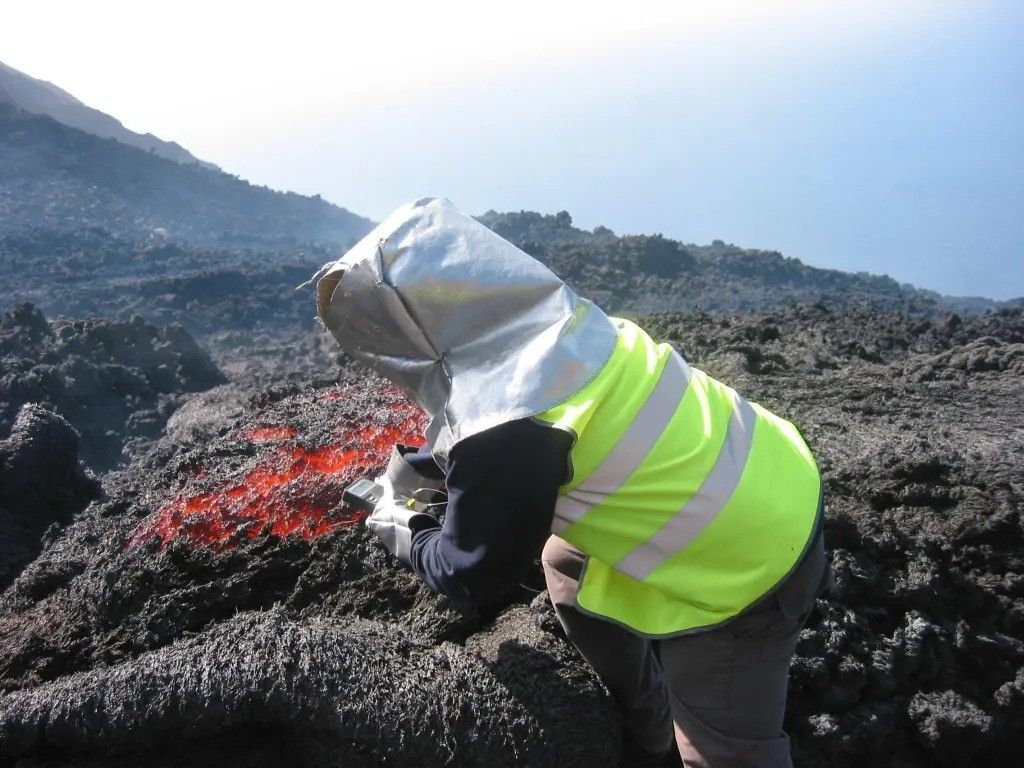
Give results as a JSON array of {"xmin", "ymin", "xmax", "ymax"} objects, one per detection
[
  {"xmin": 550, "ymin": 351, "xmax": 692, "ymax": 535},
  {"xmin": 365, "ymin": 500, "xmax": 428, "ymax": 566},
  {"xmin": 365, "ymin": 473, "xmax": 436, "ymax": 565},
  {"xmin": 615, "ymin": 392, "xmax": 758, "ymax": 581},
  {"xmin": 383, "ymin": 445, "xmax": 445, "ymax": 495},
  {"xmin": 315, "ymin": 197, "xmax": 619, "ymax": 464}
]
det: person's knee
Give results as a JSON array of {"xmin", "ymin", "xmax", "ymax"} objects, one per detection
[
  {"xmin": 541, "ymin": 535, "xmax": 585, "ymax": 576},
  {"xmin": 541, "ymin": 535, "xmax": 587, "ymax": 602}
]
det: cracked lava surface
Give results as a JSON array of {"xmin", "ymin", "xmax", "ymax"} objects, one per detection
[{"xmin": 130, "ymin": 399, "xmax": 426, "ymax": 550}]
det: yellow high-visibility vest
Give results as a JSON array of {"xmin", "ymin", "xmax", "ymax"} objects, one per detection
[{"xmin": 534, "ymin": 318, "xmax": 821, "ymax": 636}]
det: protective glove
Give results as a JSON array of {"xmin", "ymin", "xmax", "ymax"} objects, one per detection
[
  {"xmin": 365, "ymin": 474, "xmax": 439, "ymax": 566},
  {"xmin": 384, "ymin": 444, "xmax": 445, "ymax": 498}
]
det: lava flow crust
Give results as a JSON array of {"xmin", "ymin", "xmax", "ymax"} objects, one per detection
[
  {"xmin": 130, "ymin": 399, "xmax": 425, "ymax": 550},
  {"xmin": 0, "ymin": 371, "xmax": 620, "ymax": 768},
  {"xmin": 1, "ymin": 308, "xmax": 1022, "ymax": 768}
]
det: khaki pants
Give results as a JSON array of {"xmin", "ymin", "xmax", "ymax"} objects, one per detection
[{"xmin": 541, "ymin": 532, "xmax": 828, "ymax": 768}]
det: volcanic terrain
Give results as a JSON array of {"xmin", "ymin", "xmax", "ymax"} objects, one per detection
[{"xmin": 0, "ymin": 304, "xmax": 1021, "ymax": 766}]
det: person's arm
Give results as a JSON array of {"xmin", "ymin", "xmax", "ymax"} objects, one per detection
[{"xmin": 409, "ymin": 418, "xmax": 573, "ymax": 605}]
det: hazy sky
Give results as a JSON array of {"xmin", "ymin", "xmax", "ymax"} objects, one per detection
[{"xmin": 3, "ymin": 1, "xmax": 1022, "ymax": 299}]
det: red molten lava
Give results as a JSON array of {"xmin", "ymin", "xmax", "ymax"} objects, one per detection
[{"xmin": 130, "ymin": 407, "xmax": 426, "ymax": 551}]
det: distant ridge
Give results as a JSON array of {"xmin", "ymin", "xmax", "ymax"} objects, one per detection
[
  {"xmin": 0, "ymin": 105, "xmax": 373, "ymax": 247},
  {"xmin": 0, "ymin": 60, "xmax": 1014, "ymax": 317},
  {"xmin": 477, "ymin": 210, "xmax": 1017, "ymax": 316},
  {"xmin": 0, "ymin": 60, "xmax": 214, "ymax": 169}
]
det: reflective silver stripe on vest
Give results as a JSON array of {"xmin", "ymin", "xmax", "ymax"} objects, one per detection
[
  {"xmin": 551, "ymin": 351, "xmax": 691, "ymax": 535},
  {"xmin": 614, "ymin": 392, "xmax": 757, "ymax": 580}
]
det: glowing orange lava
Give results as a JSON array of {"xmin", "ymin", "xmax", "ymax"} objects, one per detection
[{"xmin": 130, "ymin": 405, "xmax": 426, "ymax": 551}]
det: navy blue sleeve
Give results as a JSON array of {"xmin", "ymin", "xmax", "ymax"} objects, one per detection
[{"xmin": 409, "ymin": 418, "xmax": 573, "ymax": 605}]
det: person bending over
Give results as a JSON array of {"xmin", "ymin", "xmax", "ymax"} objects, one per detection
[{"xmin": 314, "ymin": 197, "xmax": 830, "ymax": 768}]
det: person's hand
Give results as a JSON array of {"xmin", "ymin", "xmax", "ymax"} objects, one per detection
[{"xmin": 365, "ymin": 475, "xmax": 439, "ymax": 566}]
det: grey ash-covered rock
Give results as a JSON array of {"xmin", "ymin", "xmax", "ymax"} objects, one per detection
[
  {"xmin": 0, "ymin": 303, "xmax": 225, "ymax": 470},
  {"xmin": 0, "ymin": 403, "xmax": 98, "ymax": 588},
  {"xmin": 0, "ymin": 103, "xmax": 372, "ymax": 247},
  {"xmin": 0, "ymin": 229, "xmax": 344, "ymax": 378}
]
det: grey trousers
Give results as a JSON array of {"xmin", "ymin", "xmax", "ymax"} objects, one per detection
[{"xmin": 541, "ymin": 532, "xmax": 828, "ymax": 768}]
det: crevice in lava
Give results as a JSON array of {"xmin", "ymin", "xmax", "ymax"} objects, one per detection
[{"xmin": 130, "ymin": 404, "xmax": 426, "ymax": 551}]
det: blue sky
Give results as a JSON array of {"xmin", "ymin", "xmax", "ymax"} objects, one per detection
[{"xmin": 3, "ymin": 1, "xmax": 1022, "ymax": 298}]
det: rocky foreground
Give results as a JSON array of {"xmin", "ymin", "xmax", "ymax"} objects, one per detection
[{"xmin": 0, "ymin": 305, "xmax": 1021, "ymax": 767}]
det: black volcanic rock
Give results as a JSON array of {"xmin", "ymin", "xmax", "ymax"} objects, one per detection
[
  {"xmin": 0, "ymin": 303, "xmax": 225, "ymax": 470},
  {"xmin": 0, "ymin": 403, "xmax": 98, "ymax": 588}
]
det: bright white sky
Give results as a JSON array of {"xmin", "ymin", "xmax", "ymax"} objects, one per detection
[{"xmin": 3, "ymin": 1, "xmax": 1022, "ymax": 298}]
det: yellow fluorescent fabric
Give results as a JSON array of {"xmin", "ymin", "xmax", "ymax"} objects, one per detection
[
  {"xmin": 536, "ymin": 319, "xmax": 669, "ymax": 492},
  {"xmin": 556, "ymin": 369, "xmax": 732, "ymax": 564},
  {"xmin": 536, "ymin": 318, "xmax": 821, "ymax": 636}
]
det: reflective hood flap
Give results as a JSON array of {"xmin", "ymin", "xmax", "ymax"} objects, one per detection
[{"xmin": 315, "ymin": 197, "xmax": 618, "ymax": 463}]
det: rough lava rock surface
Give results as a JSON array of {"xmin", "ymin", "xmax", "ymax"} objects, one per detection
[
  {"xmin": 643, "ymin": 306, "xmax": 1024, "ymax": 766},
  {"xmin": 0, "ymin": 303, "xmax": 224, "ymax": 471},
  {"xmin": 0, "ymin": 373, "xmax": 620, "ymax": 767},
  {"xmin": 0, "ymin": 305, "xmax": 1021, "ymax": 767},
  {"xmin": 0, "ymin": 403, "xmax": 98, "ymax": 588}
]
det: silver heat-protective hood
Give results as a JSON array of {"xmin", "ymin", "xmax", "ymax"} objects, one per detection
[{"xmin": 314, "ymin": 197, "xmax": 618, "ymax": 465}]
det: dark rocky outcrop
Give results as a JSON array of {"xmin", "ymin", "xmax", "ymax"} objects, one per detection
[
  {"xmin": 0, "ymin": 403, "xmax": 98, "ymax": 588},
  {"xmin": 478, "ymin": 210, "xmax": 1019, "ymax": 317},
  {"xmin": 0, "ymin": 303, "xmax": 225, "ymax": 470}
]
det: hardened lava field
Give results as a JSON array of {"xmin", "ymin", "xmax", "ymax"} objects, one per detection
[{"xmin": 1, "ymin": 307, "xmax": 1023, "ymax": 768}]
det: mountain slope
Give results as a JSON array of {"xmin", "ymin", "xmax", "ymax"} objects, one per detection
[
  {"xmin": 0, "ymin": 80, "xmax": 1014, "ymax": 316},
  {"xmin": 0, "ymin": 60, "xmax": 213, "ymax": 168},
  {"xmin": 0, "ymin": 104, "xmax": 373, "ymax": 246}
]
